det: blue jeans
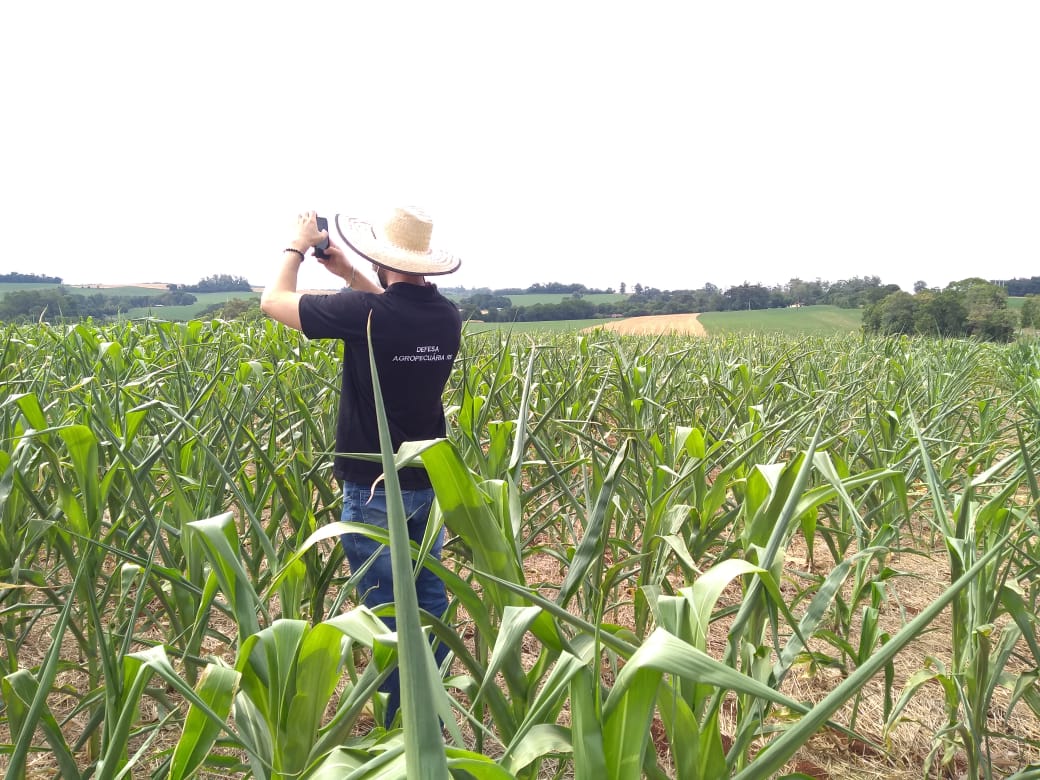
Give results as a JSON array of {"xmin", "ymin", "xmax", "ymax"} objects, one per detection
[{"xmin": 339, "ymin": 482, "xmax": 450, "ymax": 727}]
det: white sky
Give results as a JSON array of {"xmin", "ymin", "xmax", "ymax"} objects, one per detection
[{"xmin": 2, "ymin": 2, "xmax": 1037, "ymax": 294}]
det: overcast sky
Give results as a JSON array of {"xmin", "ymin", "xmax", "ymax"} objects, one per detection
[{"xmin": 2, "ymin": 2, "xmax": 1037, "ymax": 294}]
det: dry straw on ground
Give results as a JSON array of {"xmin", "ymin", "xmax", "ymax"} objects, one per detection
[{"xmin": 588, "ymin": 313, "xmax": 707, "ymax": 337}]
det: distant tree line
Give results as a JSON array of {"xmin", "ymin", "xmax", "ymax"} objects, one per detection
[
  {"xmin": 3, "ymin": 272, "xmax": 1036, "ymax": 330},
  {"xmin": 0, "ymin": 287, "xmax": 196, "ymax": 323},
  {"xmin": 0, "ymin": 271, "xmax": 263, "ymax": 322},
  {"xmin": 168, "ymin": 274, "xmax": 253, "ymax": 293},
  {"xmin": 504, "ymin": 282, "xmax": 616, "ymax": 295},
  {"xmin": 862, "ymin": 278, "xmax": 1018, "ymax": 342},
  {"xmin": 1000, "ymin": 277, "xmax": 1040, "ymax": 297},
  {"xmin": 0, "ymin": 272, "xmax": 63, "ymax": 284},
  {"xmin": 456, "ymin": 276, "xmax": 899, "ymax": 322}
]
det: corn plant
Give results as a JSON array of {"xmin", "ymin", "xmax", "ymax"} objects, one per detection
[{"xmin": 3, "ymin": 319, "xmax": 1040, "ymax": 778}]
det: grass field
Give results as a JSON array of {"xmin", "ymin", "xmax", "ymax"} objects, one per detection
[
  {"xmin": 0, "ymin": 283, "xmax": 258, "ymax": 320},
  {"xmin": 464, "ymin": 306, "xmax": 866, "ymax": 337},
  {"xmin": 509, "ymin": 292, "xmax": 627, "ymax": 306},
  {"xmin": 0, "ymin": 283, "xmax": 170, "ymax": 296},
  {"xmin": 122, "ymin": 291, "xmax": 259, "ymax": 319},
  {"xmin": 698, "ymin": 304, "xmax": 865, "ymax": 335},
  {"xmin": 0, "ymin": 282, "xmax": 73, "ymax": 293},
  {"xmin": 70, "ymin": 285, "xmax": 168, "ymax": 297}
]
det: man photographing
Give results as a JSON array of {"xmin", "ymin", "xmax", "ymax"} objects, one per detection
[{"xmin": 260, "ymin": 206, "xmax": 462, "ymax": 727}]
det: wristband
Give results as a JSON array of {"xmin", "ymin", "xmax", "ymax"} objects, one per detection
[{"xmin": 284, "ymin": 247, "xmax": 305, "ymax": 260}]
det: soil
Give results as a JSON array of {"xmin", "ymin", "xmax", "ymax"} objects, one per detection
[
  {"xmin": 6, "ymin": 520, "xmax": 1040, "ymax": 778},
  {"xmin": 5, "ymin": 482, "xmax": 1040, "ymax": 778},
  {"xmin": 518, "ymin": 517, "xmax": 1040, "ymax": 779},
  {"xmin": 587, "ymin": 313, "xmax": 706, "ymax": 336}
]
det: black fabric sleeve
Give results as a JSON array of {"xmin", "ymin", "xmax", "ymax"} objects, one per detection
[{"xmin": 298, "ymin": 292, "xmax": 370, "ymax": 341}]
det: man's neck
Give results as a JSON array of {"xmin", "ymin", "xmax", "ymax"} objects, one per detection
[{"xmin": 386, "ymin": 271, "xmax": 428, "ymax": 287}]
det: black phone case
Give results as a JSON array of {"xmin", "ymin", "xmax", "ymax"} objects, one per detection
[{"xmin": 314, "ymin": 216, "xmax": 330, "ymax": 259}]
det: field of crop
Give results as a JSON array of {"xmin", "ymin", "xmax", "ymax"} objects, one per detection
[
  {"xmin": 698, "ymin": 305, "xmax": 865, "ymax": 336},
  {"xmin": 121, "ymin": 292, "xmax": 260, "ymax": 320},
  {"xmin": 507, "ymin": 293, "xmax": 628, "ymax": 306},
  {"xmin": 2, "ymin": 320, "xmax": 1040, "ymax": 779},
  {"xmin": 0, "ymin": 284, "xmax": 259, "ymax": 322}
]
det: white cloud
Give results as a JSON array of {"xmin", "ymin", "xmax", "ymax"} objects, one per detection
[{"xmin": 2, "ymin": 1, "xmax": 1037, "ymax": 294}]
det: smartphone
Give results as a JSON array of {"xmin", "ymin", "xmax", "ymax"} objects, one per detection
[{"xmin": 314, "ymin": 215, "xmax": 330, "ymax": 259}]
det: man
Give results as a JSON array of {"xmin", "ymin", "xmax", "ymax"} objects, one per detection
[{"xmin": 260, "ymin": 206, "xmax": 462, "ymax": 727}]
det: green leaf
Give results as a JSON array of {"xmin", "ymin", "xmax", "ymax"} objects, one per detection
[
  {"xmin": 365, "ymin": 316, "xmax": 449, "ymax": 779},
  {"xmin": 419, "ymin": 438, "xmax": 526, "ymax": 608},
  {"xmin": 1, "ymin": 670, "xmax": 81, "ymax": 780},
  {"xmin": 169, "ymin": 664, "xmax": 241, "ymax": 780},
  {"xmin": 185, "ymin": 512, "xmax": 262, "ymax": 639},
  {"xmin": 95, "ymin": 646, "xmax": 171, "ymax": 780},
  {"xmin": 734, "ymin": 529, "xmax": 1014, "ymax": 780},
  {"xmin": 557, "ymin": 439, "xmax": 631, "ymax": 609},
  {"xmin": 570, "ymin": 666, "xmax": 607, "ymax": 780},
  {"xmin": 603, "ymin": 665, "xmax": 659, "ymax": 780},
  {"xmin": 499, "ymin": 724, "xmax": 573, "ymax": 775}
]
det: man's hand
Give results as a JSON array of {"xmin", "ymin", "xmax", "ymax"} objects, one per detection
[
  {"xmin": 317, "ymin": 241, "xmax": 385, "ymax": 293},
  {"xmin": 294, "ymin": 211, "xmax": 326, "ymax": 250}
]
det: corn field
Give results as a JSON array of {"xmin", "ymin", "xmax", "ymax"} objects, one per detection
[{"xmin": 2, "ymin": 318, "xmax": 1040, "ymax": 779}]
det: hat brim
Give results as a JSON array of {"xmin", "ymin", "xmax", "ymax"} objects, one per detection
[{"xmin": 335, "ymin": 214, "xmax": 461, "ymax": 276}]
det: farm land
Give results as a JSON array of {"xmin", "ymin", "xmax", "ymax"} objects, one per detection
[{"xmin": 1, "ymin": 296, "xmax": 1040, "ymax": 777}]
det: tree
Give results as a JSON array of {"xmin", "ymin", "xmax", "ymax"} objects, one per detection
[
  {"xmin": 723, "ymin": 283, "xmax": 770, "ymax": 311},
  {"xmin": 173, "ymin": 274, "xmax": 253, "ymax": 293},
  {"xmin": 913, "ymin": 289, "xmax": 967, "ymax": 336},
  {"xmin": 1001, "ymin": 277, "xmax": 1040, "ymax": 297},
  {"xmin": 952, "ymin": 278, "xmax": 1014, "ymax": 341},
  {"xmin": 823, "ymin": 276, "xmax": 888, "ymax": 308},
  {"xmin": 786, "ymin": 278, "xmax": 824, "ymax": 305},
  {"xmin": 865, "ymin": 279, "xmax": 1013, "ymax": 342},
  {"xmin": 1021, "ymin": 295, "xmax": 1040, "ymax": 329},
  {"xmin": 0, "ymin": 287, "xmax": 81, "ymax": 321},
  {"xmin": 0, "ymin": 272, "xmax": 62, "ymax": 284},
  {"xmin": 214, "ymin": 298, "xmax": 263, "ymax": 320},
  {"xmin": 877, "ymin": 291, "xmax": 917, "ymax": 335},
  {"xmin": 972, "ymin": 308, "xmax": 1017, "ymax": 342},
  {"xmin": 619, "ymin": 282, "xmax": 626, "ymax": 295},
  {"xmin": 913, "ymin": 280, "xmax": 928, "ymax": 294}
]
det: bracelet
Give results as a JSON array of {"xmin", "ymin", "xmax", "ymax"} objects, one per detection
[
  {"xmin": 347, "ymin": 267, "xmax": 357, "ymax": 288},
  {"xmin": 283, "ymin": 247, "xmax": 305, "ymax": 260}
]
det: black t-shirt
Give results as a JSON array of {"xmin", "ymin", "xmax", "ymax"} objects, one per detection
[{"xmin": 298, "ymin": 282, "xmax": 462, "ymax": 489}]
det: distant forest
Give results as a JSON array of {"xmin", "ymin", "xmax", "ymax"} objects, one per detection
[
  {"xmin": 1002, "ymin": 276, "xmax": 1040, "ymax": 296},
  {"xmin": 167, "ymin": 274, "xmax": 252, "ymax": 293},
  {"xmin": 863, "ymin": 278, "xmax": 1024, "ymax": 342},
  {"xmin": 454, "ymin": 276, "xmax": 900, "ymax": 322},
  {"xmin": 0, "ymin": 272, "xmax": 251, "ymax": 293},
  {"xmin": 0, "ymin": 288, "xmax": 197, "ymax": 322},
  {"xmin": 1, "ymin": 272, "xmax": 1038, "ymax": 325},
  {"xmin": 0, "ymin": 273, "xmax": 250, "ymax": 322},
  {"xmin": 450, "ymin": 276, "xmax": 1040, "ymax": 325},
  {"xmin": 0, "ymin": 272, "xmax": 63, "ymax": 284}
]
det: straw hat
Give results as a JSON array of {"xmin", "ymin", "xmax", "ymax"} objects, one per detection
[{"xmin": 334, "ymin": 206, "xmax": 461, "ymax": 276}]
